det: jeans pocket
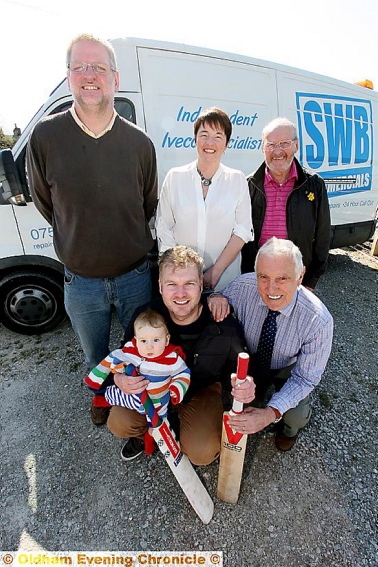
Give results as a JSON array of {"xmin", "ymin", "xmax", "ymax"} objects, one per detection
[
  {"xmin": 64, "ymin": 268, "xmax": 75, "ymax": 285},
  {"xmin": 135, "ymin": 260, "xmax": 150, "ymax": 275}
]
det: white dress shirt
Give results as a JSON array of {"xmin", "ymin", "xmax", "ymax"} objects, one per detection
[{"xmin": 155, "ymin": 161, "xmax": 253, "ymax": 291}]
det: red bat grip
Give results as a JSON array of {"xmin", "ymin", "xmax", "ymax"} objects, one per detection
[
  {"xmin": 236, "ymin": 352, "xmax": 249, "ymax": 381},
  {"xmin": 231, "ymin": 352, "xmax": 250, "ymax": 415}
]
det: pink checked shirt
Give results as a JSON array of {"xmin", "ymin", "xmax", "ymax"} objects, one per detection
[{"xmin": 259, "ymin": 161, "xmax": 298, "ymax": 247}]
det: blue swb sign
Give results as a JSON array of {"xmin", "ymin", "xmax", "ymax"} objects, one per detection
[{"xmin": 296, "ymin": 93, "xmax": 373, "ymax": 198}]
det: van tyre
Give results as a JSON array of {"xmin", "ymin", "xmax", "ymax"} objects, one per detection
[{"xmin": 0, "ymin": 271, "xmax": 66, "ymax": 335}]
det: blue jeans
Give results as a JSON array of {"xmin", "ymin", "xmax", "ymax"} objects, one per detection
[{"xmin": 64, "ymin": 260, "xmax": 151, "ymax": 370}]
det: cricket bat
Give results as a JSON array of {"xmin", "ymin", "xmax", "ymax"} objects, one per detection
[
  {"xmin": 217, "ymin": 352, "xmax": 250, "ymax": 504},
  {"xmin": 139, "ymin": 389, "xmax": 214, "ymax": 524}
]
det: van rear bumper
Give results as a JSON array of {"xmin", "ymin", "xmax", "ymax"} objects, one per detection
[{"xmin": 330, "ymin": 220, "xmax": 377, "ymax": 249}]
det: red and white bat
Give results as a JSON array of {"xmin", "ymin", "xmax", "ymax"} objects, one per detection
[
  {"xmin": 217, "ymin": 352, "xmax": 250, "ymax": 504},
  {"xmin": 139, "ymin": 390, "xmax": 214, "ymax": 524}
]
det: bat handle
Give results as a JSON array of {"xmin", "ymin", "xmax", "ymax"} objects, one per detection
[
  {"xmin": 231, "ymin": 352, "xmax": 250, "ymax": 415},
  {"xmin": 236, "ymin": 352, "xmax": 249, "ymax": 380}
]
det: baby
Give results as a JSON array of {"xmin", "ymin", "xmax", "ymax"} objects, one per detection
[{"xmin": 84, "ymin": 309, "xmax": 190, "ymax": 421}]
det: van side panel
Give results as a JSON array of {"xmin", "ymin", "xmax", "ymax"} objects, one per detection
[
  {"xmin": 136, "ymin": 47, "xmax": 278, "ymax": 183},
  {"xmin": 277, "ymin": 71, "xmax": 378, "ymax": 229},
  {"xmin": 12, "ymin": 205, "xmax": 55, "ymax": 258}
]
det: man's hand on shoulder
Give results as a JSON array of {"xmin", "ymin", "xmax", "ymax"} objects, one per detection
[{"xmin": 207, "ymin": 293, "xmax": 230, "ymax": 322}]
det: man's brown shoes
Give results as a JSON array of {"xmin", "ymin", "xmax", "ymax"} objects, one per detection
[{"xmin": 275, "ymin": 432, "xmax": 298, "ymax": 451}]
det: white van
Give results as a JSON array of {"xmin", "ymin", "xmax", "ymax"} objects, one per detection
[{"xmin": 1, "ymin": 37, "xmax": 377, "ymax": 334}]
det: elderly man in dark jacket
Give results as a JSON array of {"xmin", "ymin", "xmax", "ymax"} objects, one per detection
[{"xmin": 241, "ymin": 117, "xmax": 331, "ymax": 290}]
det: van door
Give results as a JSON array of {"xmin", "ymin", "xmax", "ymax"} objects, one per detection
[{"xmin": 0, "ymin": 205, "xmax": 24, "ymax": 255}]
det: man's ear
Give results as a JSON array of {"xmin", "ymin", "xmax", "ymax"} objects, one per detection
[
  {"xmin": 158, "ymin": 278, "xmax": 162, "ymax": 295},
  {"xmin": 114, "ymin": 70, "xmax": 120, "ymax": 92},
  {"xmin": 298, "ymin": 267, "xmax": 306, "ymax": 283}
]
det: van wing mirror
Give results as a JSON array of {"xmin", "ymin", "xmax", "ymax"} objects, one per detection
[{"xmin": 0, "ymin": 149, "xmax": 26, "ymax": 205}]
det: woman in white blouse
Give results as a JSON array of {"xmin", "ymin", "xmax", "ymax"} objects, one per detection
[{"xmin": 155, "ymin": 107, "xmax": 253, "ymax": 292}]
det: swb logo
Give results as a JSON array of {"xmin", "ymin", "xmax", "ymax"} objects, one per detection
[{"xmin": 296, "ymin": 93, "xmax": 373, "ymax": 197}]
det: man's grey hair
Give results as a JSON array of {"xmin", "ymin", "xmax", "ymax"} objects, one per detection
[
  {"xmin": 255, "ymin": 237, "xmax": 304, "ymax": 278},
  {"xmin": 262, "ymin": 117, "xmax": 297, "ymax": 141},
  {"xmin": 66, "ymin": 33, "xmax": 117, "ymax": 70}
]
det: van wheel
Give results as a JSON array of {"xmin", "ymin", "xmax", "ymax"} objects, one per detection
[{"xmin": 0, "ymin": 271, "xmax": 66, "ymax": 335}]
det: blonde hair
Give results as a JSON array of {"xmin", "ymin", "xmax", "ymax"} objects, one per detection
[
  {"xmin": 134, "ymin": 310, "xmax": 169, "ymax": 335},
  {"xmin": 66, "ymin": 33, "xmax": 117, "ymax": 69},
  {"xmin": 158, "ymin": 246, "xmax": 204, "ymax": 279}
]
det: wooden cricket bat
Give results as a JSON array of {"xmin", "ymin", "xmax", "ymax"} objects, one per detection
[
  {"xmin": 217, "ymin": 352, "xmax": 250, "ymax": 504},
  {"xmin": 139, "ymin": 389, "xmax": 214, "ymax": 524}
]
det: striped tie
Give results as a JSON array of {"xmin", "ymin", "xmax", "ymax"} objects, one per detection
[{"xmin": 256, "ymin": 309, "xmax": 280, "ymax": 375}]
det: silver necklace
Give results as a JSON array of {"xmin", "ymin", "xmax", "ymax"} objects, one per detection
[{"xmin": 197, "ymin": 166, "xmax": 213, "ymax": 186}]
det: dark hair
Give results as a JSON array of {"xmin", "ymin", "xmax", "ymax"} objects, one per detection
[{"xmin": 194, "ymin": 107, "xmax": 232, "ymax": 144}]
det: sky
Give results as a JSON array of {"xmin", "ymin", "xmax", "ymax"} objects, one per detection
[{"xmin": 1, "ymin": 0, "xmax": 377, "ymax": 134}]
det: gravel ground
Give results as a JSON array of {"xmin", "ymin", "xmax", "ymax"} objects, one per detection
[{"xmin": 0, "ymin": 246, "xmax": 377, "ymax": 567}]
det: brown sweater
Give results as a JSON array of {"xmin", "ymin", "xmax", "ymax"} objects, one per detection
[{"xmin": 27, "ymin": 111, "xmax": 157, "ymax": 278}]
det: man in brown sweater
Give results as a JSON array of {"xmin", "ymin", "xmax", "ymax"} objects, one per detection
[{"xmin": 27, "ymin": 33, "xmax": 158, "ymax": 425}]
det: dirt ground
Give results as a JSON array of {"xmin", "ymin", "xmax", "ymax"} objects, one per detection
[{"xmin": 0, "ymin": 245, "xmax": 377, "ymax": 567}]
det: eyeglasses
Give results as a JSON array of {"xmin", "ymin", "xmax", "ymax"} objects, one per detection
[
  {"xmin": 264, "ymin": 139, "xmax": 298, "ymax": 151},
  {"xmin": 67, "ymin": 61, "xmax": 116, "ymax": 75}
]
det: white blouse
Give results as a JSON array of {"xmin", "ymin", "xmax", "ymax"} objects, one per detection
[{"xmin": 155, "ymin": 161, "xmax": 253, "ymax": 291}]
